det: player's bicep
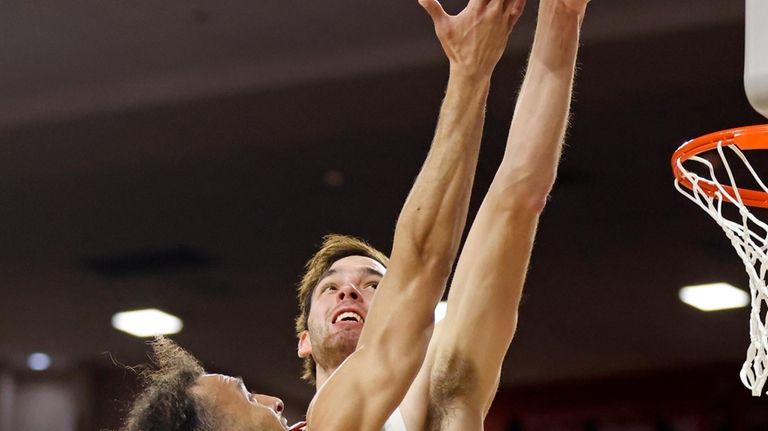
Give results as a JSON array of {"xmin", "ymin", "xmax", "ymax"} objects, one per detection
[
  {"xmin": 356, "ymin": 268, "xmax": 443, "ymax": 358},
  {"xmin": 307, "ymin": 351, "xmax": 390, "ymax": 431}
]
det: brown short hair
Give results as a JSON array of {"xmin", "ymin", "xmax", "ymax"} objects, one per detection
[
  {"xmin": 120, "ymin": 337, "xmax": 216, "ymax": 431},
  {"xmin": 295, "ymin": 234, "xmax": 389, "ymax": 384}
]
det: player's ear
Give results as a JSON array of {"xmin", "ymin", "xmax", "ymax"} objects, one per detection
[{"xmin": 297, "ymin": 330, "xmax": 312, "ymax": 358}]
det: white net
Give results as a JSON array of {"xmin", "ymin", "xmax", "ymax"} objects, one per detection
[{"xmin": 673, "ymin": 140, "xmax": 768, "ymax": 396}]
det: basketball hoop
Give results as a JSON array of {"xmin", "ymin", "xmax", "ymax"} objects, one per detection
[{"xmin": 672, "ymin": 124, "xmax": 768, "ymax": 396}]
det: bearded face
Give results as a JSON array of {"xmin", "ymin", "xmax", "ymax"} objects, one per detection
[{"xmin": 298, "ymin": 255, "xmax": 385, "ymax": 380}]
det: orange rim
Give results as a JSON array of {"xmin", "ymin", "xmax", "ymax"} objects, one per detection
[{"xmin": 672, "ymin": 124, "xmax": 768, "ymax": 208}]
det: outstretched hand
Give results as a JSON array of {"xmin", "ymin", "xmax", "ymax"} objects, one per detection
[{"xmin": 419, "ymin": 0, "xmax": 527, "ymax": 77}]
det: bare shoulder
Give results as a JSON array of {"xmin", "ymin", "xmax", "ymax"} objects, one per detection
[{"xmin": 306, "ymin": 350, "xmax": 390, "ymax": 431}]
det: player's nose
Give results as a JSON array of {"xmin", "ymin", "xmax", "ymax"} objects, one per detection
[
  {"xmin": 336, "ymin": 283, "xmax": 361, "ymax": 301},
  {"xmin": 254, "ymin": 394, "xmax": 284, "ymax": 414}
]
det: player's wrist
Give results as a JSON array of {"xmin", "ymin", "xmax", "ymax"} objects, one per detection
[{"xmin": 448, "ymin": 64, "xmax": 494, "ymax": 85}]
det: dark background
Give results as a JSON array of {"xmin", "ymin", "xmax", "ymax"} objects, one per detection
[{"xmin": 0, "ymin": 0, "xmax": 765, "ymax": 429}]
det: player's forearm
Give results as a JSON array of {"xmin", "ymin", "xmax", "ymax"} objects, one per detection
[
  {"xmin": 348, "ymin": 70, "xmax": 491, "ymax": 408},
  {"xmin": 334, "ymin": 72, "xmax": 492, "ymax": 431},
  {"xmin": 392, "ymin": 71, "xmax": 490, "ymax": 277},
  {"xmin": 498, "ymin": 0, "xmax": 584, "ymax": 210}
]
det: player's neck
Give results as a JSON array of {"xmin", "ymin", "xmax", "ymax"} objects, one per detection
[{"xmin": 313, "ymin": 366, "xmax": 335, "ymax": 390}]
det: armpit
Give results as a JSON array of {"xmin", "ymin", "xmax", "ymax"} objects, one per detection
[{"xmin": 426, "ymin": 351, "xmax": 478, "ymax": 431}]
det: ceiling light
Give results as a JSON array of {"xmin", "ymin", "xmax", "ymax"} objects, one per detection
[
  {"xmin": 111, "ymin": 308, "xmax": 183, "ymax": 337},
  {"xmin": 435, "ymin": 301, "xmax": 448, "ymax": 323},
  {"xmin": 27, "ymin": 353, "xmax": 51, "ymax": 371},
  {"xmin": 679, "ymin": 282, "xmax": 750, "ymax": 311}
]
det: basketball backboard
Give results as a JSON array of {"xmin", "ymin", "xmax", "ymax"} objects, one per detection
[{"xmin": 745, "ymin": 0, "xmax": 768, "ymax": 119}]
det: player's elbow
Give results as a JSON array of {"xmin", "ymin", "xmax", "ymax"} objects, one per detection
[
  {"xmin": 488, "ymin": 177, "xmax": 553, "ymax": 216},
  {"xmin": 417, "ymin": 247, "xmax": 456, "ymax": 280},
  {"xmin": 517, "ymin": 192, "xmax": 550, "ymax": 215}
]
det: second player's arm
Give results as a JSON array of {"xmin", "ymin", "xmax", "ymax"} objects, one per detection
[{"xmin": 418, "ymin": 1, "xmax": 589, "ymax": 428}]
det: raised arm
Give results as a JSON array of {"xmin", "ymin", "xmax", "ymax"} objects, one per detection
[
  {"xmin": 416, "ymin": 0, "xmax": 590, "ymax": 428},
  {"xmin": 306, "ymin": 1, "xmax": 525, "ymax": 429}
]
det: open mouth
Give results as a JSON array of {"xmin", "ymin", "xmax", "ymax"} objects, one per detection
[{"xmin": 333, "ymin": 311, "xmax": 364, "ymax": 324}]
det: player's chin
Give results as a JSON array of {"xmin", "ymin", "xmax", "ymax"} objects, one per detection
[{"xmin": 329, "ymin": 324, "xmax": 363, "ymax": 343}]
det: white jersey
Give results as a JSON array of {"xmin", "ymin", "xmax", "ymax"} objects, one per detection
[{"xmin": 382, "ymin": 408, "xmax": 407, "ymax": 431}]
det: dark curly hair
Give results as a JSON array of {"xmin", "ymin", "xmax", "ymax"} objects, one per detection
[{"xmin": 120, "ymin": 337, "xmax": 217, "ymax": 431}]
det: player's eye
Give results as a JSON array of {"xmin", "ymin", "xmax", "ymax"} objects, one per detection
[
  {"xmin": 365, "ymin": 282, "xmax": 379, "ymax": 290},
  {"xmin": 248, "ymin": 392, "xmax": 255, "ymax": 403}
]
